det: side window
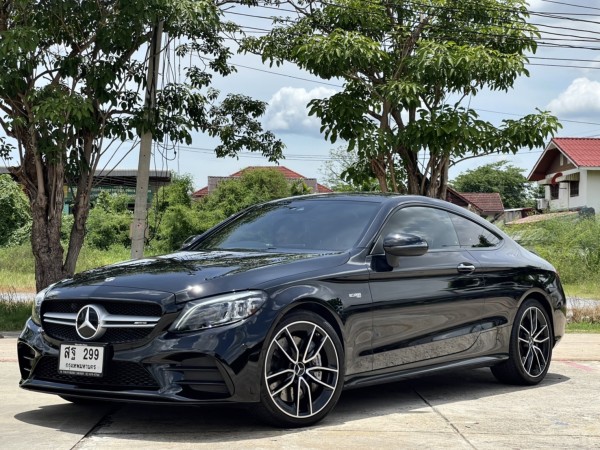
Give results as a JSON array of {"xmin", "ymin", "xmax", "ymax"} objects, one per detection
[
  {"xmin": 379, "ymin": 206, "xmax": 459, "ymax": 251},
  {"xmin": 449, "ymin": 214, "xmax": 501, "ymax": 248}
]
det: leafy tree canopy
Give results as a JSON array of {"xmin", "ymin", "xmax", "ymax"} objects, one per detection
[
  {"xmin": 242, "ymin": 0, "xmax": 560, "ymax": 198},
  {"xmin": 199, "ymin": 168, "xmax": 294, "ymax": 221},
  {"xmin": 320, "ymin": 145, "xmax": 383, "ymax": 192},
  {"xmin": 0, "ymin": 0, "xmax": 284, "ymax": 290},
  {"xmin": 451, "ymin": 160, "xmax": 539, "ymax": 208}
]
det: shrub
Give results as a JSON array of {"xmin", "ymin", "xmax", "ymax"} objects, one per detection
[
  {"xmin": 0, "ymin": 174, "xmax": 31, "ymax": 246},
  {"xmin": 85, "ymin": 191, "xmax": 133, "ymax": 250},
  {"xmin": 506, "ymin": 216, "xmax": 600, "ymax": 286}
]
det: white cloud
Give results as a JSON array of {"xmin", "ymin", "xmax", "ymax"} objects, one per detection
[
  {"xmin": 264, "ymin": 86, "xmax": 338, "ymax": 137},
  {"xmin": 547, "ymin": 77, "xmax": 600, "ymax": 117}
]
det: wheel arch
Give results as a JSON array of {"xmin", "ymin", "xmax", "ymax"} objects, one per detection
[{"xmin": 274, "ymin": 299, "xmax": 345, "ymax": 348}]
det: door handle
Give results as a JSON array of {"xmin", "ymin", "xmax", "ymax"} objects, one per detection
[{"xmin": 457, "ymin": 263, "xmax": 476, "ymax": 274}]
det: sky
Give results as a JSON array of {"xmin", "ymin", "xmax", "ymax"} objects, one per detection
[{"xmin": 3, "ymin": 0, "xmax": 600, "ymax": 192}]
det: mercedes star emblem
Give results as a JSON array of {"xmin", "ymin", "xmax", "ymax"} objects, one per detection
[{"xmin": 75, "ymin": 305, "xmax": 106, "ymax": 340}]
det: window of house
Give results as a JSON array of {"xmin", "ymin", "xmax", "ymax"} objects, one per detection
[
  {"xmin": 550, "ymin": 184, "xmax": 559, "ymax": 200},
  {"xmin": 570, "ymin": 181, "xmax": 579, "ymax": 197}
]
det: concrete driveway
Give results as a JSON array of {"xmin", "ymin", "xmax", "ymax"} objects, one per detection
[{"xmin": 2, "ymin": 334, "xmax": 599, "ymax": 449}]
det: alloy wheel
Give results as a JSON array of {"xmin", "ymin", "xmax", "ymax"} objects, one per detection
[
  {"xmin": 517, "ymin": 306, "xmax": 551, "ymax": 378},
  {"xmin": 264, "ymin": 320, "xmax": 340, "ymax": 419}
]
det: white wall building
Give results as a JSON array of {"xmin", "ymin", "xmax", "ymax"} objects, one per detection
[{"xmin": 528, "ymin": 138, "xmax": 600, "ymax": 214}]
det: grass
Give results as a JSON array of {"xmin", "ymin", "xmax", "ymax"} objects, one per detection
[
  {"xmin": 0, "ymin": 243, "xmax": 131, "ymax": 292},
  {"xmin": 563, "ymin": 283, "xmax": 600, "ymax": 300},
  {"xmin": 566, "ymin": 322, "xmax": 600, "ymax": 333},
  {"xmin": 0, "ymin": 288, "xmax": 33, "ymax": 332}
]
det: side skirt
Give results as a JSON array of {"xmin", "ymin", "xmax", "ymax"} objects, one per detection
[{"xmin": 343, "ymin": 355, "xmax": 508, "ymax": 390}]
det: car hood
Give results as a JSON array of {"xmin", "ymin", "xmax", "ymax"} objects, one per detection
[{"xmin": 51, "ymin": 250, "xmax": 348, "ymax": 302}]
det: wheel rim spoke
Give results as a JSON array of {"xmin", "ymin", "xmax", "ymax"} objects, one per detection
[
  {"xmin": 285, "ymin": 328, "xmax": 300, "ymax": 363},
  {"xmin": 302, "ymin": 325, "xmax": 317, "ymax": 363},
  {"xmin": 306, "ymin": 370, "xmax": 336, "ymax": 390},
  {"xmin": 304, "ymin": 334, "xmax": 329, "ymax": 364},
  {"xmin": 271, "ymin": 376, "xmax": 295, "ymax": 398},
  {"xmin": 533, "ymin": 345, "xmax": 547, "ymax": 369},
  {"xmin": 267, "ymin": 368, "xmax": 294, "ymax": 381},
  {"xmin": 275, "ymin": 339, "xmax": 296, "ymax": 365},
  {"xmin": 533, "ymin": 325, "xmax": 548, "ymax": 341},
  {"xmin": 296, "ymin": 378, "xmax": 302, "ymax": 417},
  {"xmin": 300, "ymin": 376, "xmax": 313, "ymax": 416}
]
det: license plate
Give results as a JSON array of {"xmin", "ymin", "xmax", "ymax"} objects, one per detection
[{"xmin": 59, "ymin": 343, "xmax": 105, "ymax": 377}]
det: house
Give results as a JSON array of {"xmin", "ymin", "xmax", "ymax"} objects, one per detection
[
  {"xmin": 528, "ymin": 137, "xmax": 600, "ymax": 213},
  {"xmin": 446, "ymin": 187, "xmax": 505, "ymax": 221},
  {"xmin": 192, "ymin": 166, "xmax": 332, "ymax": 198}
]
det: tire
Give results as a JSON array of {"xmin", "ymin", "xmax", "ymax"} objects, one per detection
[
  {"xmin": 256, "ymin": 311, "xmax": 345, "ymax": 427},
  {"xmin": 491, "ymin": 299, "xmax": 553, "ymax": 385}
]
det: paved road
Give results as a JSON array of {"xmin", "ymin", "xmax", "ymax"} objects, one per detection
[{"xmin": 2, "ymin": 334, "xmax": 600, "ymax": 449}]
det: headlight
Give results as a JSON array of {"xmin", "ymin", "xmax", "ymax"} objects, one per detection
[
  {"xmin": 170, "ymin": 290, "xmax": 267, "ymax": 332},
  {"xmin": 31, "ymin": 285, "xmax": 53, "ymax": 326}
]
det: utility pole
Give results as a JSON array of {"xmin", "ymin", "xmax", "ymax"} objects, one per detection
[{"xmin": 131, "ymin": 22, "xmax": 163, "ymax": 259}]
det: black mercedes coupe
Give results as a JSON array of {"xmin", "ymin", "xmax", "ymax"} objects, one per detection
[{"xmin": 18, "ymin": 194, "xmax": 566, "ymax": 427}]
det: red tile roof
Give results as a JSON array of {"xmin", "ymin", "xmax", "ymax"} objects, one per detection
[
  {"xmin": 192, "ymin": 186, "xmax": 208, "ymax": 197},
  {"xmin": 459, "ymin": 192, "xmax": 505, "ymax": 213},
  {"xmin": 192, "ymin": 166, "xmax": 332, "ymax": 197},
  {"xmin": 529, "ymin": 137, "xmax": 600, "ymax": 181},
  {"xmin": 552, "ymin": 138, "xmax": 600, "ymax": 167},
  {"xmin": 229, "ymin": 166, "xmax": 308, "ymax": 179}
]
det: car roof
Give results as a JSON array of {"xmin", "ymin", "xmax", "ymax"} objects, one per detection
[{"xmin": 269, "ymin": 193, "xmax": 507, "ymax": 238}]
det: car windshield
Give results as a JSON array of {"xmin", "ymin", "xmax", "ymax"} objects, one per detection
[{"xmin": 194, "ymin": 198, "xmax": 381, "ymax": 252}]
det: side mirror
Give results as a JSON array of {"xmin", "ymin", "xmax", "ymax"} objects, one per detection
[{"xmin": 383, "ymin": 233, "xmax": 428, "ymax": 257}]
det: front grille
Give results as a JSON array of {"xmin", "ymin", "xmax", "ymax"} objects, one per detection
[
  {"xmin": 33, "ymin": 356, "xmax": 159, "ymax": 389},
  {"xmin": 41, "ymin": 299, "xmax": 163, "ymax": 344},
  {"xmin": 45, "ymin": 301, "xmax": 161, "ymax": 317},
  {"xmin": 43, "ymin": 324, "xmax": 153, "ymax": 344}
]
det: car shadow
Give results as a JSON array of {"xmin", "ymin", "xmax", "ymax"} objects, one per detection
[{"xmin": 14, "ymin": 367, "xmax": 570, "ymax": 443}]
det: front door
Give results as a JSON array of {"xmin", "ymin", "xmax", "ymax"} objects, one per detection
[{"xmin": 368, "ymin": 205, "xmax": 488, "ymax": 371}]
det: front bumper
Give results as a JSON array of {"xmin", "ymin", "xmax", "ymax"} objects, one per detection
[{"xmin": 18, "ymin": 317, "xmax": 267, "ymax": 404}]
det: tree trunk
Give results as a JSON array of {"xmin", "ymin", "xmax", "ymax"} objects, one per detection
[
  {"xmin": 13, "ymin": 129, "xmax": 73, "ymax": 292},
  {"xmin": 29, "ymin": 194, "xmax": 67, "ymax": 291},
  {"xmin": 63, "ymin": 138, "xmax": 95, "ymax": 275}
]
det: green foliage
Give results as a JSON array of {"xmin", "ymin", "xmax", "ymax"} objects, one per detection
[
  {"xmin": 320, "ymin": 146, "xmax": 382, "ymax": 191},
  {"xmin": 151, "ymin": 174, "xmax": 194, "ymax": 215},
  {"xmin": 200, "ymin": 168, "xmax": 292, "ymax": 218},
  {"xmin": 243, "ymin": 0, "xmax": 561, "ymax": 196},
  {"xmin": 0, "ymin": 175, "xmax": 31, "ymax": 246},
  {"xmin": 506, "ymin": 217, "xmax": 600, "ymax": 286},
  {"xmin": 86, "ymin": 192, "xmax": 133, "ymax": 250},
  {"xmin": 0, "ymin": 0, "xmax": 284, "ymax": 289},
  {"xmin": 451, "ymin": 161, "xmax": 538, "ymax": 208},
  {"xmin": 149, "ymin": 174, "xmax": 199, "ymax": 253}
]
